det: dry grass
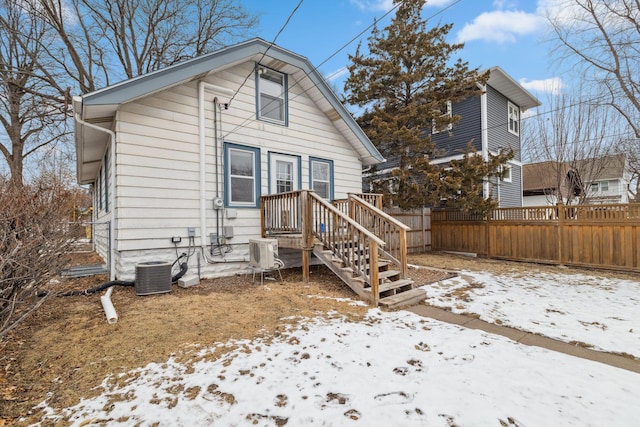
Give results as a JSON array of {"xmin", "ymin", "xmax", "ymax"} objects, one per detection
[{"xmin": 0, "ymin": 252, "xmax": 448, "ymax": 425}]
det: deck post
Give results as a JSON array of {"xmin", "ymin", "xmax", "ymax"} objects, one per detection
[
  {"xmin": 369, "ymin": 240, "xmax": 379, "ymax": 306},
  {"xmin": 301, "ymin": 190, "xmax": 313, "ymax": 282}
]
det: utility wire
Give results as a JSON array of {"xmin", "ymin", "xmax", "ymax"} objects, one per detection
[
  {"xmin": 225, "ymin": 0, "xmax": 305, "ymax": 107},
  {"xmin": 224, "ymin": 0, "xmax": 465, "ymax": 139}
]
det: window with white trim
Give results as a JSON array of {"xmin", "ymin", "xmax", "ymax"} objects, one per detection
[
  {"xmin": 257, "ymin": 67, "xmax": 287, "ymax": 124},
  {"xmin": 501, "ymin": 164, "xmax": 512, "ymax": 183},
  {"xmin": 269, "ymin": 152, "xmax": 300, "ymax": 194},
  {"xmin": 225, "ymin": 143, "xmax": 260, "ymax": 207},
  {"xmin": 508, "ymin": 102, "xmax": 520, "ymax": 135},
  {"xmin": 310, "ymin": 157, "xmax": 333, "ymax": 200},
  {"xmin": 432, "ymin": 101, "xmax": 452, "ymax": 134}
]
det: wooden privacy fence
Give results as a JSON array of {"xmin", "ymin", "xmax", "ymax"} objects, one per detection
[
  {"xmin": 432, "ymin": 203, "xmax": 640, "ymax": 273},
  {"xmin": 384, "ymin": 208, "xmax": 431, "ymax": 254}
]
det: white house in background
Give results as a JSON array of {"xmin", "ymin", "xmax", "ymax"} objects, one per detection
[
  {"xmin": 74, "ymin": 38, "xmax": 384, "ymax": 281},
  {"xmin": 522, "ymin": 154, "xmax": 630, "ymax": 206}
]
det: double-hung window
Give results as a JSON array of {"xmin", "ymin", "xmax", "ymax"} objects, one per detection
[
  {"xmin": 432, "ymin": 101, "xmax": 452, "ymax": 134},
  {"xmin": 310, "ymin": 157, "xmax": 333, "ymax": 200},
  {"xmin": 225, "ymin": 143, "xmax": 260, "ymax": 208},
  {"xmin": 257, "ymin": 67, "xmax": 287, "ymax": 125},
  {"xmin": 508, "ymin": 102, "xmax": 520, "ymax": 135}
]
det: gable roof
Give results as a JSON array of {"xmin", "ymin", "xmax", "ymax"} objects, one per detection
[
  {"xmin": 487, "ymin": 66, "xmax": 541, "ymax": 111},
  {"xmin": 523, "ymin": 154, "xmax": 628, "ymax": 196},
  {"xmin": 74, "ymin": 38, "xmax": 384, "ymax": 184}
]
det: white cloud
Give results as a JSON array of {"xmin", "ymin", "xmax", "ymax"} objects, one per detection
[
  {"xmin": 325, "ymin": 67, "xmax": 349, "ymax": 82},
  {"xmin": 349, "ymin": 0, "xmax": 394, "ymax": 12},
  {"xmin": 519, "ymin": 77, "xmax": 564, "ymax": 95},
  {"xmin": 456, "ymin": 10, "xmax": 544, "ymax": 43}
]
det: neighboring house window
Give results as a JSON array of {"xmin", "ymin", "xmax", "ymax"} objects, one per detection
[
  {"xmin": 104, "ymin": 153, "xmax": 109, "ymax": 213},
  {"xmin": 257, "ymin": 66, "xmax": 287, "ymax": 125},
  {"xmin": 501, "ymin": 164, "xmax": 512, "ymax": 183},
  {"xmin": 310, "ymin": 157, "xmax": 333, "ymax": 200},
  {"xmin": 269, "ymin": 152, "xmax": 300, "ymax": 194},
  {"xmin": 600, "ymin": 181, "xmax": 609, "ymax": 192},
  {"xmin": 225, "ymin": 143, "xmax": 260, "ymax": 207},
  {"xmin": 508, "ymin": 102, "xmax": 520, "ymax": 136},
  {"xmin": 432, "ymin": 101, "xmax": 452, "ymax": 134}
]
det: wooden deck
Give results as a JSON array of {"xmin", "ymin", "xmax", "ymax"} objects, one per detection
[{"xmin": 261, "ymin": 191, "xmax": 421, "ymax": 308}]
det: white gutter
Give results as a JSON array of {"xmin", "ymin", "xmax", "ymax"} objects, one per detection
[
  {"xmin": 480, "ymin": 85, "xmax": 490, "ymax": 201},
  {"xmin": 74, "ymin": 112, "xmax": 117, "ymax": 281},
  {"xmin": 197, "ymin": 81, "xmax": 233, "ymax": 255}
]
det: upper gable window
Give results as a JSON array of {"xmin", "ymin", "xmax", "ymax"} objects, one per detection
[
  {"xmin": 432, "ymin": 101, "xmax": 452, "ymax": 134},
  {"xmin": 508, "ymin": 102, "xmax": 520, "ymax": 136},
  {"xmin": 257, "ymin": 66, "xmax": 287, "ymax": 125}
]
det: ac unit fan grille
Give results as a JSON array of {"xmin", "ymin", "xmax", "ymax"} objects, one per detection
[{"xmin": 135, "ymin": 261, "xmax": 172, "ymax": 296}]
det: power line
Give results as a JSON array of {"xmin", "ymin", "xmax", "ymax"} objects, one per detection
[
  {"xmin": 223, "ymin": 0, "xmax": 464, "ymax": 139},
  {"xmin": 225, "ymin": 0, "xmax": 305, "ymax": 107}
]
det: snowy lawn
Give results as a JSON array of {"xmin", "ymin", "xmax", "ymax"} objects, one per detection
[
  {"xmin": 34, "ymin": 308, "xmax": 640, "ymax": 426},
  {"xmin": 420, "ymin": 269, "xmax": 640, "ymax": 358}
]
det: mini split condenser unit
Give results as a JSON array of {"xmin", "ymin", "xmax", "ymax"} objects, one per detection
[{"xmin": 249, "ymin": 238, "xmax": 278, "ymax": 269}]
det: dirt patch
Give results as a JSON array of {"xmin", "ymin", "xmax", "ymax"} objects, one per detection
[
  {"xmin": 409, "ymin": 251, "xmax": 640, "ymax": 281},
  {"xmin": 0, "ymin": 252, "xmax": 447, "ymax": 425}
]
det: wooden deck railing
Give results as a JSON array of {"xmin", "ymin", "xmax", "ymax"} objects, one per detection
[
  {"xmin": 262, "ymin": 190, "xmax": 386, "ymax": 305},
  {"xmin": 346, "ymin": 194, "xmax": 410, "ymax": 279}
]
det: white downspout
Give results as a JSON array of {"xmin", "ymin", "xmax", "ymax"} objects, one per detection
[
  {"xmin": 480, "ymin": 85, "xmax": 490, "ymax": 201},
  {"xmin": 197, "ymin": 81, "xmax": 233, "ymax": 257},
  {"xmin": 75, "ymin": 112, "xmax": 117, "ymax": 281}
]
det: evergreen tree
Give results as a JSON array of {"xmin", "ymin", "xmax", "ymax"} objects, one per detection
[{"xmin": 344, "ymin": 0, "xmax": 503, "ymax": 211}]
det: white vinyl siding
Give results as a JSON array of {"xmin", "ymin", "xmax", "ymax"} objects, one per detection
[{"xmin": 111, "ymin": 61, "xmax": 365, "ymax": 275}]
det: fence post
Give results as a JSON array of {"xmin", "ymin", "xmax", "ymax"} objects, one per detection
[
  {"xmin": 557, "ymin": 202, "xmax": 564, "ymax": 266},
  {"xmin": 484, "ymin": 211, "xmax": 490, "ymax": 258}
]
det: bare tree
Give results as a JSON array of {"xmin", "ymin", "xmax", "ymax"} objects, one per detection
[
  {"xmin": 32, "ymin": 0, "xmax": 258, "ymax": 91},
  {"xmin": 545, "ymin": 0, "xmax": 640, "ymax": 139},
  {"xmin": 617, "ymin": 137, "xmax": 639, "ymax": 201},
  {"xmin": 522, "ymin": 88, "xmax": 618, "ymax": 204},
  {"xmin": 0, "ymin": 0, "xmax": 70, "ymax": 186},
  {"xmin": 0, "ymin": 176, "xmax": 79, "ymax": 341}
]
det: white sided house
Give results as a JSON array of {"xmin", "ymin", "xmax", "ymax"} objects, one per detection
[{"xmin": 74, "ymin": 38, "xmax": 386, "ymax": 285}]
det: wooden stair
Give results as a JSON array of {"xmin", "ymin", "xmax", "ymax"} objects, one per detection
[{"xmin": 313, "ymin": 240, "xmax": 425, "ymax": 309}]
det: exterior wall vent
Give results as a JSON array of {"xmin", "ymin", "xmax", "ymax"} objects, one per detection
[{"xmin": 135, "ymin": 261, "xmax": 172, "ymax": 295}]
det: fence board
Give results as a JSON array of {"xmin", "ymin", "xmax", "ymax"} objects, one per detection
[
  {"xmin": 432, "ymin": 203, "xmax": 640, "ymax": 273},
  {"xmin": 384, "ymin": 208, "xmax": 431, "ymax": 253}
]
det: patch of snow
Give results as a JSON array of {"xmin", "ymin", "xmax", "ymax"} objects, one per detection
[
  {"xmin": 421, "ymin": 270, "xmax": 640, "ymax": 357},
  {"xmin": 35, "ymin": 309, "xmax": 640, "ymax": 426}
]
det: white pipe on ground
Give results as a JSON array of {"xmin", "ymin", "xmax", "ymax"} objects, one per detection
[{"xmin": 100, "ymin": 286, "xmax": 118, "ymax": 324}]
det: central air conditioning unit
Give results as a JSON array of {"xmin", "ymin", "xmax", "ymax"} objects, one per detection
[
  {"xmin": 249, "ymin": 238, "xmax": 278, "ymax": 269},
  {"xmin": 135, "ymin": 261, "xmax": 172, "ymax": 296}
]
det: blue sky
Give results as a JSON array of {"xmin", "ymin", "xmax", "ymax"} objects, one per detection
[{"xmin": 243, "ymin": 0, "xmax": 563, "ymax": 105}]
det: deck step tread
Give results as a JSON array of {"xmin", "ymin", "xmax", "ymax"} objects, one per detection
[
  {"xmin": 378, "ymin": 288, "xmax": 427, "ymax": 309},
  {"xmin": 364, "ymin": 278, "xmax": 414, "ymax": 293},
  {"xmin": 378, "ymin": 269, "xmax": 401, "ymax": 279}
]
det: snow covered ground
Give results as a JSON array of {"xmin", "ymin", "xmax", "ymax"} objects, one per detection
[
  {"xmin": 421, "ymin": 269, "xmax": 640, "ymax": 358},
  {"xmin": 32, "ymin": 269, "xmax": 640, "ymax": 426}
]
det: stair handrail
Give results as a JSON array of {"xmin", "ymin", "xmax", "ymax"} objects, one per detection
[
  {"xmin": 348, "ymin": 194, "xmax": 410, "ymax": 279},
  {"xmin": 307, "ymin": 191, "xmax": 384, "ymax": 305}
]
